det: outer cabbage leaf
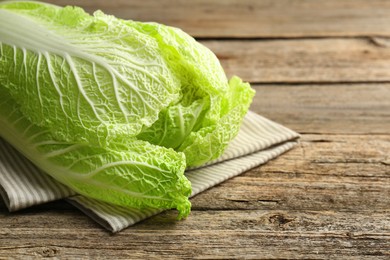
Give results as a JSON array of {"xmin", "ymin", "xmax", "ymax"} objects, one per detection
[
  {"xmin": 180, "ymin": 77, "xmax": 255, "ymax": 166},
  {"xmin": 0, "ymin": 1, "xmax": 181, "ymax": 146},
  {"xmin": 0, "ymin": 87, "xmax": 191, "ymax": 218},
  {"xmin": 130, "ymin": 20, "xmax": 228, "ymax": 125}
]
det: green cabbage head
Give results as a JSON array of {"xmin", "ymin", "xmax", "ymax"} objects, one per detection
[{"xmin": 0, "ymin": 1, "xmax": 255, "ymax": 218}]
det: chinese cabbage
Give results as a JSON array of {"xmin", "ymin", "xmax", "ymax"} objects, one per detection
[{"xmin": 0, "ymin": 1, "xmax": 255, "ymax": 217}]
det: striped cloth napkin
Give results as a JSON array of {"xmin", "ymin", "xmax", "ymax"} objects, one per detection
[{"xmin": 0, "ymin": 111, "xmax": 299, "ymax": 232}]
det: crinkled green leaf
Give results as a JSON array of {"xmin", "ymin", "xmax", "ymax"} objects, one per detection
[{"xmin": 179, "ymin": 77, "xmax": 255, "ymax": 166}]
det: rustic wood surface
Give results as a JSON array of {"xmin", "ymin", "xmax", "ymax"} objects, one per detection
[
  {"xmin": 44, "ymin": 0, "xmax": 390, "ymax": 38},
  {"xmin": 1, "ymin": 0, "xmax": 390, "ymax": 259},
  {"xmin": 203, "ymin": 38, "xmax": 390, "ymax": 83}
]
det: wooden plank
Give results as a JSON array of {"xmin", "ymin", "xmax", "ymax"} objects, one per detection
[
  {"xmin": 0, "ymin": 209, "xmax": 389, "ymax": 258},
  {"xmin": 201, "ymin": 38, "xmax": 390, "ymax": 83},
  {"xmin": 250, "ymin": 84, "xmax": 390, "ymax": 134},
  {"xmin": 192, "ymin": 134, "xmax": 390, "ymax": 211},
  {"xmin": 46, "ymin": 0, "xmax": 390, "ymax": 38},
  {"xmin": 3, "ymin": 205, "xmax": 388, "ymax": 233}
]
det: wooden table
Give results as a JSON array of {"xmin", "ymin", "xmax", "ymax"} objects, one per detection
[{"xmin": 1, "ymin": 0, "xmax": 389, "ymax": 258}]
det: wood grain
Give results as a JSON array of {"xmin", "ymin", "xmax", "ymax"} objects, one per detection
[
  {"xmin": 45, "ymin": 0, "xmax": 390, "ymax": 38},
  {"xmin": 202, "ymin": 38, "xmax": 390, "ymax": 83},
  {"xmin": 251, "ymin": 84, "xmax": 390, "ymax": 134},
  {"xmin": 1, "ymin": 210, "xmax": 389, "ymax": 259}
]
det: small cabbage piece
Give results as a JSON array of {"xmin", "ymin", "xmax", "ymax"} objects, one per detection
[{"xmin": 0, "ymin": 1, "xmax": 255, "ymax": 217}]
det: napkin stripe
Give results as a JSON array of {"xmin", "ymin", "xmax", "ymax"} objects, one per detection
[
  {"xmin": 0, "ymin": 144, "xmax": 31, "ymax": 208},
  {"xmin": 186, "ymin": 141, "xmax": 298, "ymax": 197},
  {"xmin": 198, "ymin": 111, "xmax": 298, "ymax": 167},
  {"xmin": 68, "ymin": 196, "xmax": 164, "ymax": 231},
  {"xmin": 0, "ymin": 139, "xmax": 75, "ymax": 211},
  {"xmin": 6, "ymin": 144, "xmax": 48, "ymax": 202}
]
